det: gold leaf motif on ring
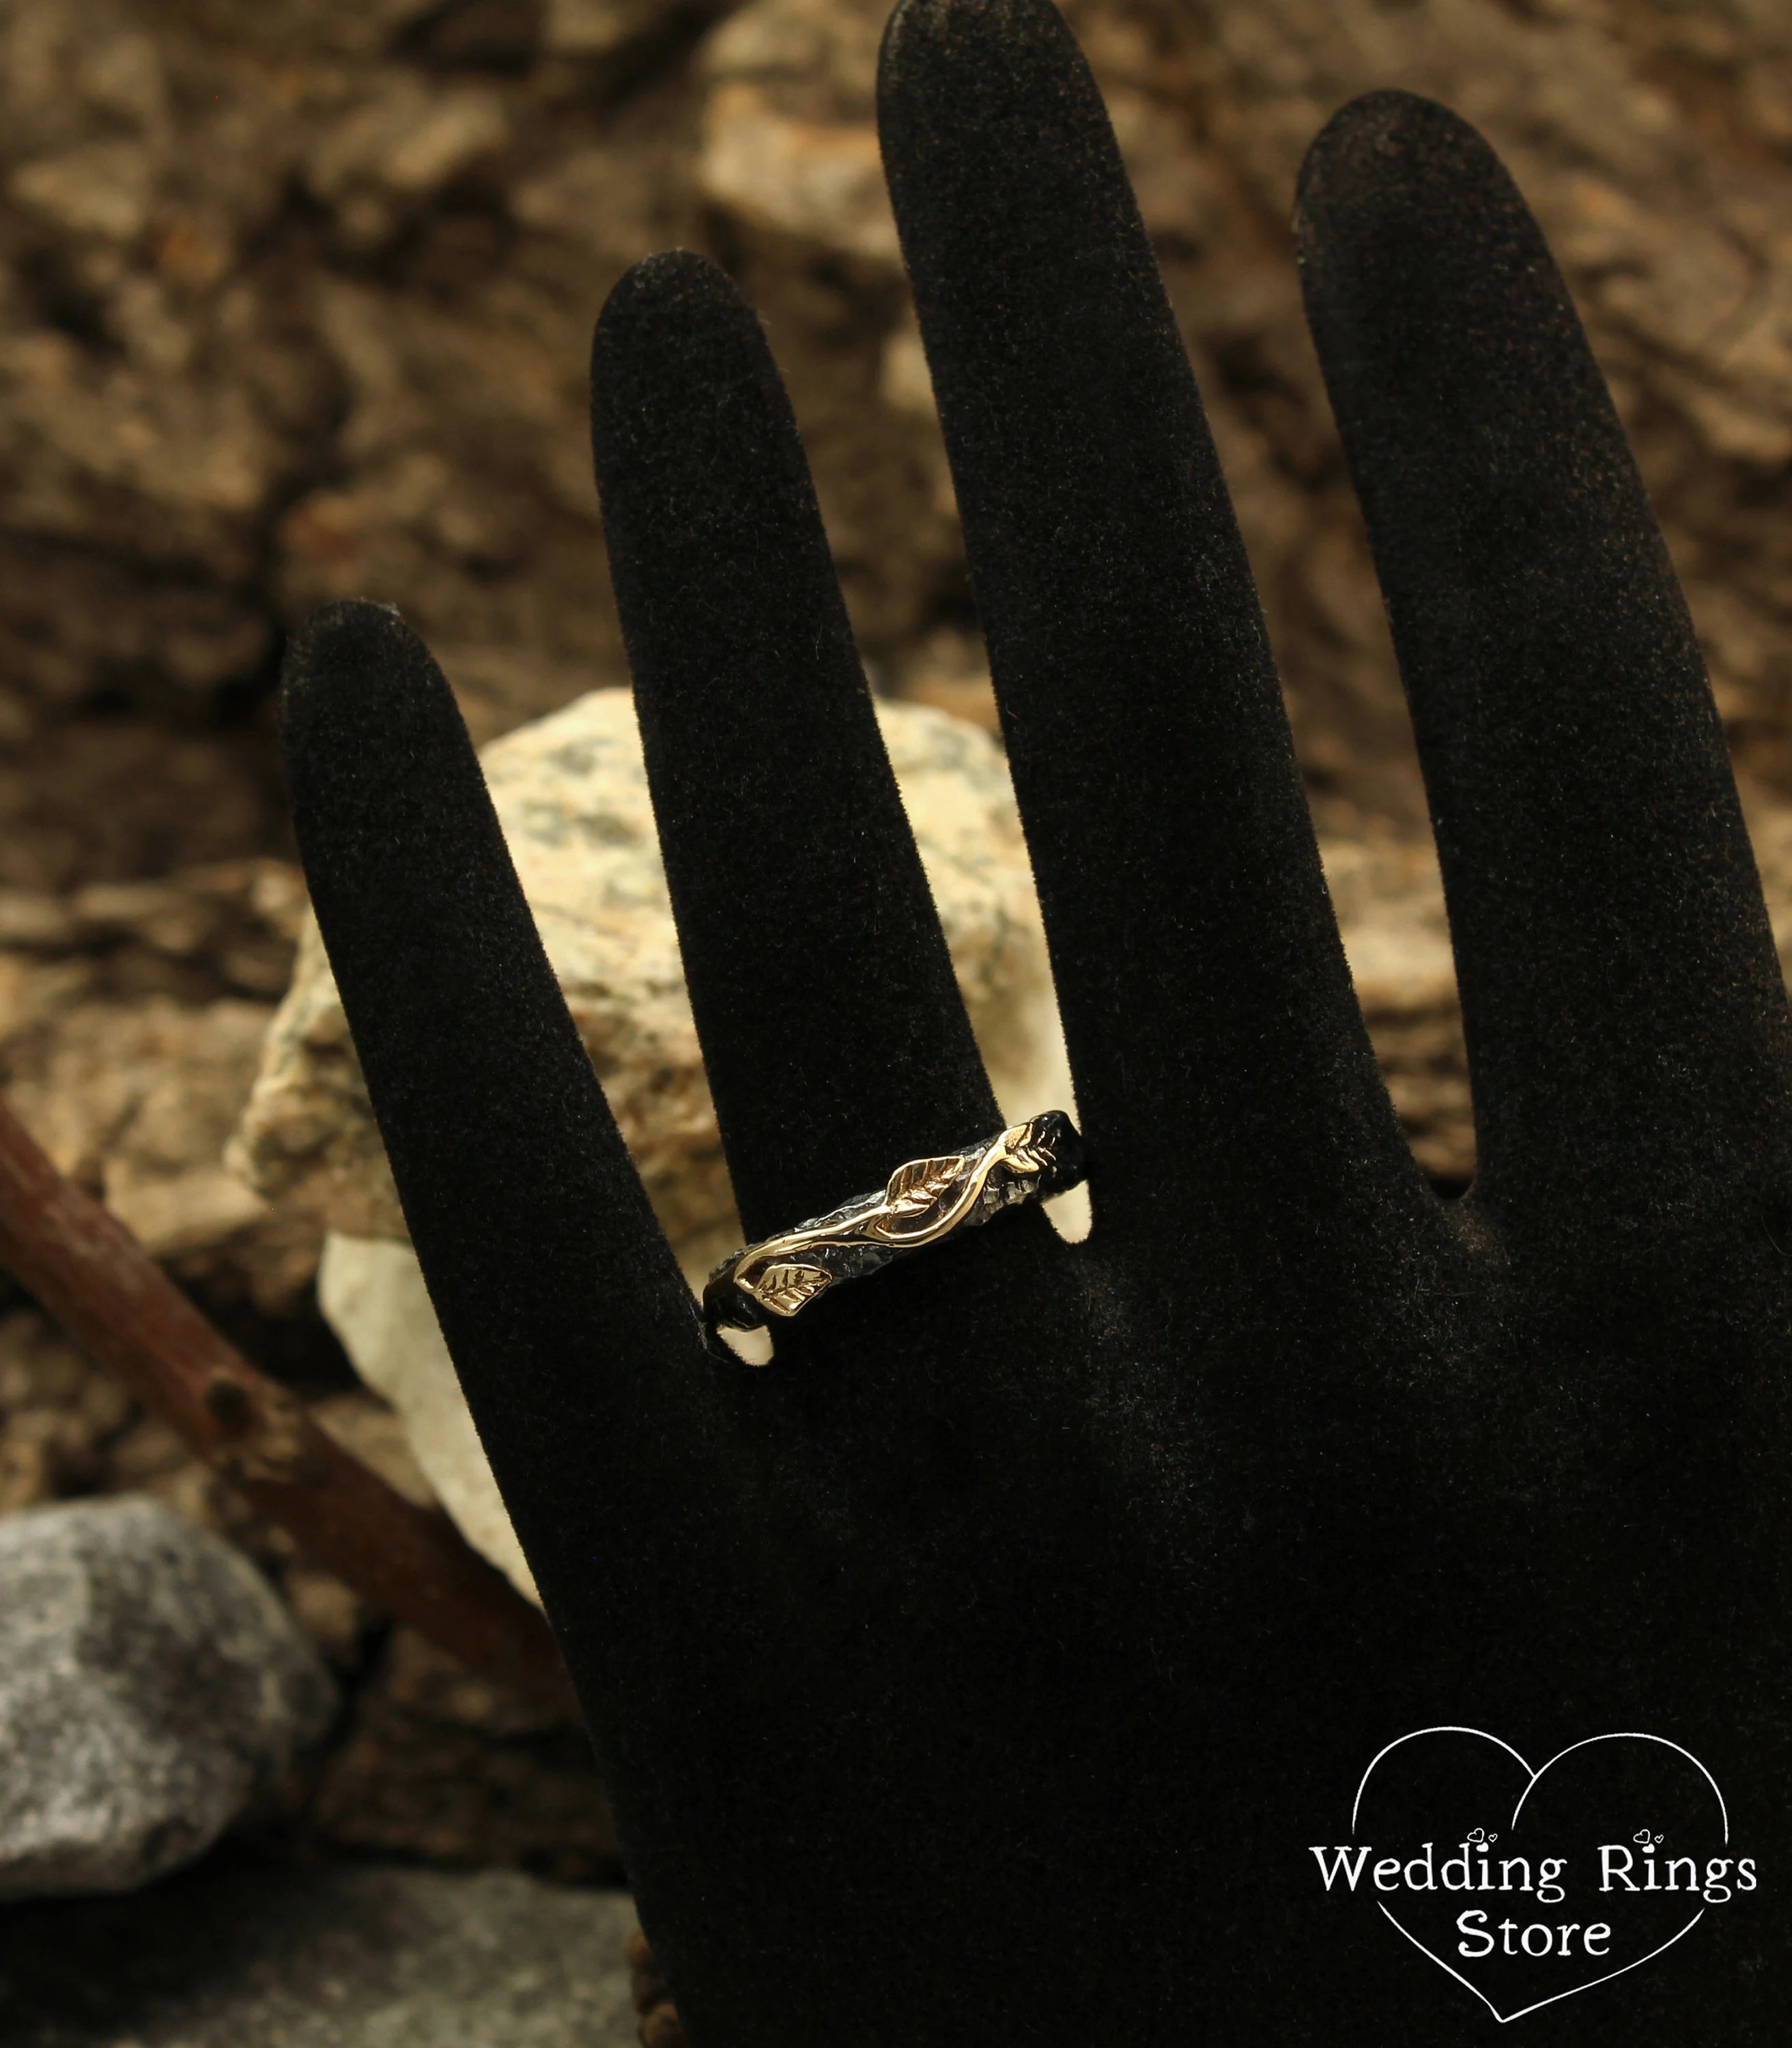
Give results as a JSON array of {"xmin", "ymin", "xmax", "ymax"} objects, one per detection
[
  {"xmin": 883, "ymin": 1154, "xmax": 967, "ymax": 1215},
  {"xmin": 750, "ymin": 1261, "xmax": 833, "ymax": 1317}
]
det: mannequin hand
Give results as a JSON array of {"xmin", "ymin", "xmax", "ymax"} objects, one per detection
[{"xmin": 280, "ymin": 0, "xmax": 1792, "ymax": 2039}]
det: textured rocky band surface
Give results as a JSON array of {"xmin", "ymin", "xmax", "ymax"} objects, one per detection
[{"xmin": 704, "ymin": 1113, "xmax": 1085, "ymax": 1337}]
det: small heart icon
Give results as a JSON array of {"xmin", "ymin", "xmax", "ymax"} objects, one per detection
[{"xmin": 1348, "ymin": 1728, "xmax": 1732, "ymax": 2023}]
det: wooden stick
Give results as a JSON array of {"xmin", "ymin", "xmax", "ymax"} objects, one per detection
[{"xmin": 0, "ymin": 1094, "xmax": 579, "ymax": 1720}]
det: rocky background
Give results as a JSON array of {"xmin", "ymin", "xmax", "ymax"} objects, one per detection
[{"xmin": 1, "ymin": 0, "xmax": 1791, "ymax": 2036}]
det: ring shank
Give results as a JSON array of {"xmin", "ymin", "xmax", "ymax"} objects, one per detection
[{"xmin": 704, "ymin": 1112, "xmax": 1085, "ymax": 1337}]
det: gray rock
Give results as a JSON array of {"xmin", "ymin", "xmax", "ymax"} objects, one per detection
[
  {"xmin": 0, "ymin": 1496, "xmax": 337, "ymax": 1899},
  {"xmin": 0, "ymin": 1860, "xmax": 643, "ymax": 2047}
]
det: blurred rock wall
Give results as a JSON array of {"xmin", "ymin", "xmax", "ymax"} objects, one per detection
[
  {"xmin": 0, "ymin": 0, "xmax": 1789, "ymax": 892},
  {"xmin": 1, "ymin": 0, "xmax": 1789, "ymax": 1275}
]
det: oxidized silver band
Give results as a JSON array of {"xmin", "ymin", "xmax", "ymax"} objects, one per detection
[{"xmin": 705, "ymin": 1111, "xmax": 1085, "ymax": 1335}]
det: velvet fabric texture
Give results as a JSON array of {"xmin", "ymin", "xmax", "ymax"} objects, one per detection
[{"xmin": 279, "ymin": 0, "xmax": 1792, "ymax": 2038}]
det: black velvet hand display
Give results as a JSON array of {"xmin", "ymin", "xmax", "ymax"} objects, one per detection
[{"xmin": 277, "ymin": 0, "xmax": 1792, "ymax": 2038}]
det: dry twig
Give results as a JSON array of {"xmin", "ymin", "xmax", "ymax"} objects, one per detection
[
  {"xmin": 627, "ymin": 1929, "xmax": 689, "ymax": 2047},
  {"xmin": 0, "ymin": 1094, "xmax": 578, "ymax": 1718}
]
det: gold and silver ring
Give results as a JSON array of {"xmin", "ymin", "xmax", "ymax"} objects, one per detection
[{"xmin": 704, "ymin": 1111, "xmax": 1085, "ymax": 1337}]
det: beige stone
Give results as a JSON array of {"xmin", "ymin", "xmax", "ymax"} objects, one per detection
[
  {"xmin": 317, "ymin": 1234, "xmax": 537, "ymax": 1602},
  {"xmin": 699, "ymin": 79, "xmax": 898, "ymax": 268}
]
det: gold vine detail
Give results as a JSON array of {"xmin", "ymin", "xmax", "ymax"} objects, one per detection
[{"xmin": 729, "ymin": 1118, "xmax": 1064, "ymax": 1321}]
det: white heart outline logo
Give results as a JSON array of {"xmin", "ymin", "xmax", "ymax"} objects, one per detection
[{"xmin": 1352, "ymin": 1726, "xmax": 1729, "ymax": 2025}]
